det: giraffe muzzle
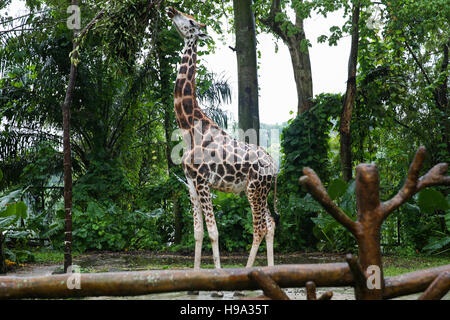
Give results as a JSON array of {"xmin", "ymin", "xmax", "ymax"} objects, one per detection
[{"xmin": 167, "ymin": 6, "xmax": 178, "ymax": 19}]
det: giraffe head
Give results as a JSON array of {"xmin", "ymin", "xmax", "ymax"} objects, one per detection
[{"xmin": 167, "ymin": 7, "xmax": 209, "ymax": 41}]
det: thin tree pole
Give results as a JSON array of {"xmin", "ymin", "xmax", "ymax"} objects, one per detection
[
  {"xmin": 339, "ymin": 1, "xmax": 360, "ymax": 182},
  {"xmin": 62, "ymin": 0, "xmax": 80, "ymax": 273},
  {"xmin": 60, "ymin": 1, "xmax": 159, "ymax": 271}
]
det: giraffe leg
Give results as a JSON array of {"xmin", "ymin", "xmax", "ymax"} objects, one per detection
[
  {"xmin": 246, "ymin": 232, "xmax": 265, "ymax": 268},
  {"xmin": 187, "ymin": 178, "xmax": 203, "ymax": 296},
  {"xmin": 187, "ymin": 178, "xmax": 203, "ymax": 270},
  {"xmin": 206, "ymin": 220, "xmax": 221, "ymax": 269},
  {"xmin": 197, "ymin": 185, "xmax": 221, "ymax": 270},
  {"xmin": 265, "ymin": 210, "xmax": 275, "ymax": 267},
  {"xmin": 193, "ymin": 212, "xmax": 204, "ymax": 270},
  {"xmin": 196, "ymin": 183, "xmax": 223, "ymax": 298},
  {"xmin": 245, "ymin": 181, "xmax": 269, "ymax": 269}
]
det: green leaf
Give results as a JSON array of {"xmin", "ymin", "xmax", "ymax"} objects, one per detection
[
  {"xmin": 327, "ymin": 179, "xmax": 348, "ymax": 200},
  {"xmin": 15, "ymin": 201, "xmax": 28, "ymax": 219},
  {"xmin": 1, "ymin": 203, "xmax": 16, "ymax": 217},
  {"xmin": 0, "ymin": 201, "xmax": 27, "ymax": 219},
  {"xmin": 418, "ymin": 189, "xmax": 449, "ymax": 213},
  {"xmin": 423, "ymin": 236, "xmax": 450, "ymax": 253}
]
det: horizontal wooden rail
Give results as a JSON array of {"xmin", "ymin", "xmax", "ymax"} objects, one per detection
[
  {"xmin": 0, "ymin": 263, "xmax": 352, "ymax": 299},
  {"xmin": 0, "ymin": 263, "xmax": 449, "ymax": 299},
  {"xmin": 383, "ymin": 265, "xmax": 450, "ymax": 299}
]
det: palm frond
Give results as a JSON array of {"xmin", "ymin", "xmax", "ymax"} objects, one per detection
[{"xmin": 196, "ymin": 72, "xmax": 232, "ymax": 129}]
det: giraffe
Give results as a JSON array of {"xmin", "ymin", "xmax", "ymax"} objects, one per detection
[{"xmin": 167, "ymin": 6, "xmax": 279, "ymax": 277}]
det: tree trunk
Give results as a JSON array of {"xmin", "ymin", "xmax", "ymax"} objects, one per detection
[
  {"xmin": 339, "ymin": 2, "xmax": 360, "ymax": 182},
  {"xmin": 233, "ymin": 0, "xmax": 260, "ymax": 145},
  {"xmin": 261, "ymin": 0, "xmax": 313, "ymax": 114},
  {"xmin": 164, "ymin": 103, "xmax": 182, "ymax": 244},
  {"xmin": 356, "ymin": 222, "xmax": 384, "ymax": 299},
  {"xmin": 62, "ymin": 0, "xmax": 80, "ymax": 273},
  {"xmin": 286, "ymin": 19, "xmax": 314, "ymax": 114},
  {"xmin": 159, "ymin": 42, "xmax": 183, "ymax": 244},
  {"xmin": 436, "ymin": 41, "xmax": 449, "ymax": 160},
  {"xmin": 163, "ymin": 88, "xmax": 183, "ymax": 244}
]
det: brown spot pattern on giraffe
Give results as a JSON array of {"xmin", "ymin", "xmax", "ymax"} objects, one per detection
[
  {"xmin": 187, "ymin": 67, "xmax": 195, "ymax": 80},
  {"xmin": 179, "ymin": 65, "xmax": 188, "ymax": 75}
]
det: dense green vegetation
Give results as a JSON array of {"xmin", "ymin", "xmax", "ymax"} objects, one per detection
[{"xmin": 0, "ymin": 0, "xmax": 448, "ymax": 273}]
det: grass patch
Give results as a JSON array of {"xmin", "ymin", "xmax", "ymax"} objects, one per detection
[
  {"xmin": 31, "ymin": 249, "xmax": 81, "ymax": 264},
  {"xmin": 383, "ymin": 254, "xmax": 450, "ymax": 277}
]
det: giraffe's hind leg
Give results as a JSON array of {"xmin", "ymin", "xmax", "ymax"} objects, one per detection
[
  {"xmin": 196, "ymin": 183, "xmax": 221, "ymax": 270},
  {"xmin": 245, "ymin": 179, "xmax": 270, "ymax": 268},
  {"xmin": 265, "ymin": 208, "xmax": 276, "ymax": 267}
]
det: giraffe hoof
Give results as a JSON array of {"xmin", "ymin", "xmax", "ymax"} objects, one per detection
[
  {"xmin": 211, "ymin": 291, "xmax": 224, "ymax": 298},
  {"xmin": 233, "ymin": 291, "xmax": 246, "ymax": 297},
  {"xmin": 187, "ymin": 290, "xmax": 199, "ymax": 295}
]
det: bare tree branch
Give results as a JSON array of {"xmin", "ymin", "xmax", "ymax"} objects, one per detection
[
  {"xmin": 382, "ymin": 147, "xmax": 450, "ymax": 219},
  {"xmin": 418, "ymin": 272, "xmax": 450, "ymax": 300},
  {"xmin": 299, "ymin": 167, "xmax": 360, "ymax": 235},
  {"xmin": 317, "ymin": 291, "xmax": 333, "ymax": 300},
  {"xmin": 248, "ymin": 270, "xmax": 290, "ymax": 300}
]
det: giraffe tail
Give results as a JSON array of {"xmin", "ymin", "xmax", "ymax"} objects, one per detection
[{"xmin": 273, "ymin": 174, "xmax": 280, "ymax": 226}]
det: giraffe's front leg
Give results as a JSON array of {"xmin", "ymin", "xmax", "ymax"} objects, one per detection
[
  {"xmin": 187, "ymin": 179, "xmax": 204, "ymax": 270},
  {"xmin": 187, "ymin": 178, "xmax": 203, "ymax": 296},
  {"xmin": 193, "ymin": 211, "xmax": 204, "ymax": 270},
  {"xmin": 197, "ymin": 184, "xmax": 224, "ymax": 298}
]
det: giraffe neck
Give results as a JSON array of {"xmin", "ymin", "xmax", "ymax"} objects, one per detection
[
  {"xmin": 175, "ymin": 38, "xmax": 198, "ymax": 100},
  {"xmin": 174, "ymin": 38, "xmax": 218, "ymax": 138}
]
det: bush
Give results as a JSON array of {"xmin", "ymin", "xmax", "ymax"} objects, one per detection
[
  {"xmin": 275, "ymin": 193, "xmax": 320, "ymax": 251},
  {"xmin": 310, "ymin": 179, "xmax": 358, "ymax": 252},
  {"xmin": 279, "ymin": 93, "xmax": 342, "ymax": 195},
  {"xmin": 213, "ymin": 192, "xmax": 254, "ymax": 252},
  {"xmin": 275, "ymin": 93, "xmax": 342, "ymax": 251},
  {"xmin": 69, "ymin": 200, "xmax": 168, "ymax": 252}
]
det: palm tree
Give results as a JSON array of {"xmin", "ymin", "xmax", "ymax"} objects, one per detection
[{"xmin": 197, "ymin": 72, "xmax": 232, "ymax": 129}]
